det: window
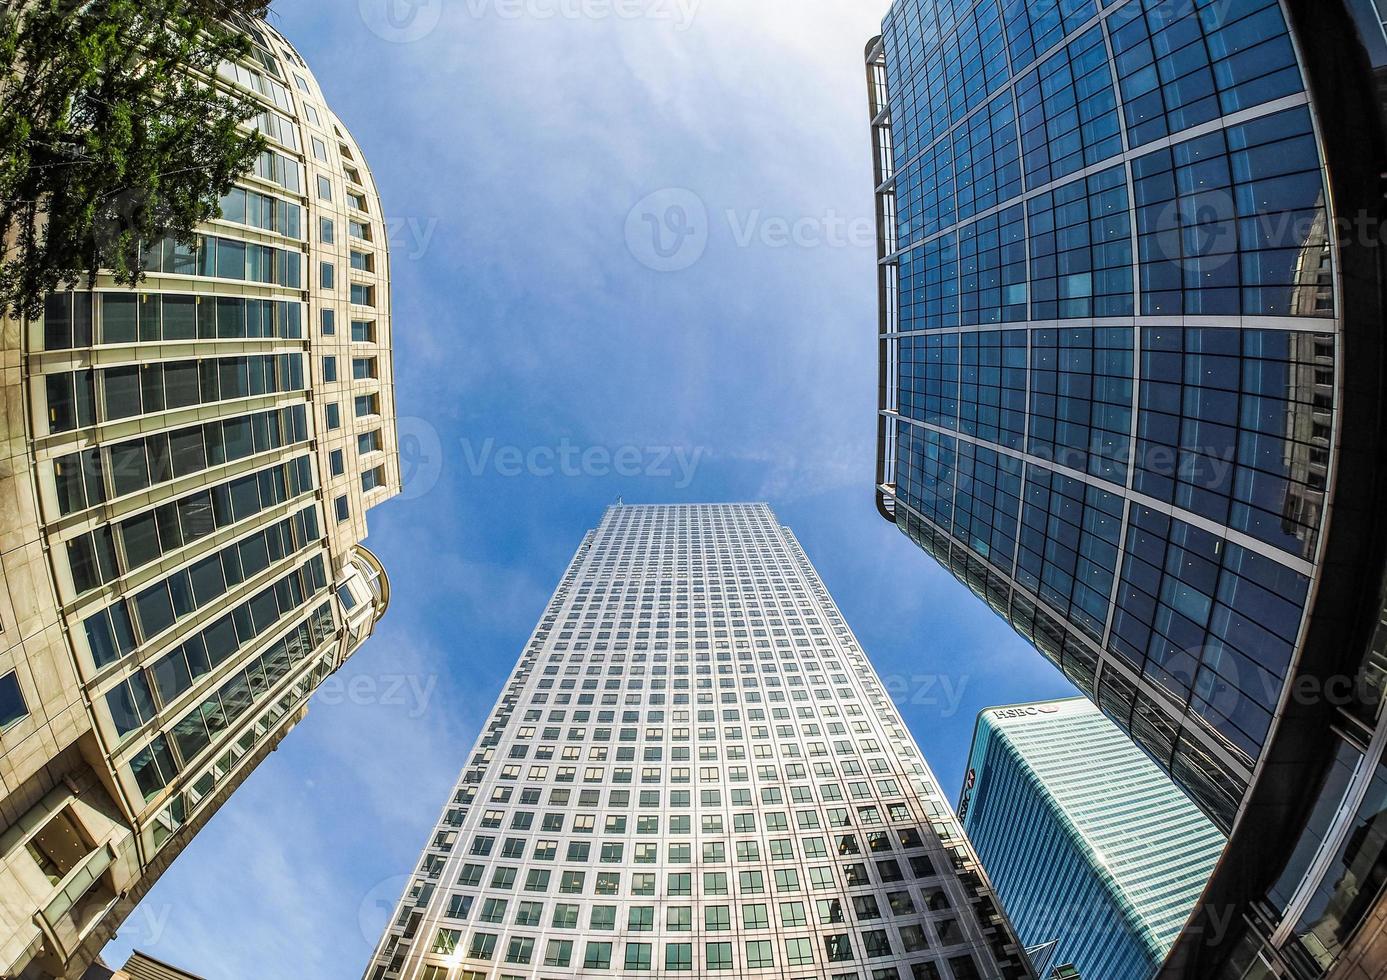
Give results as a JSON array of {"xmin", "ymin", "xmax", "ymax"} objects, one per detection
[
  {"xmin": 330, "ymin": 449, "xmax": 345, "ymax": 476},
  {"xmin": 316, "ymin": 175, "xmax": 332, "ymax": 201},
  {"xmin": 323, "ymin": 356, "xmax": 337, "ymax": 382},
  {"xmin": 666, "ymin": 942, "xmax": 693, "ymax": 972},
  {"xmin": 505, "ymin": 936, "xmax": 534, "ymax": 965},
  {"xmin": 105, "ymin": 672, "xmax": 156, "ymax": 737},
  {"xmin": 350, "ymin": 283, "xmax": 375, "ymax": 306},
  {"xmin": 780, "ymin": 900, "xmax": 807, "ymax": 927},
  {"xmin": 325, "ymin": 402, "xmax": 341, "ymax": 429},
  {"xmin": 785, "ymin": 937, "xmax": 815, "ymax": 966},
  {"xmin": 0, "ymin": 671, "xmax": 27, "ymax": 728},
  {"xmin": 351, "ymin": 319, "xmax": 375, "ymax": 342},
  {"xmin": 624, "ymin": 942, "xmax": 653, "ymax": 972},
  {"xmin": 745, "ymin": 940, "xmax": 774, "ymax": 969},
  {"xmin": 825, "ymin": 933, "xmax": 854, "ymax": 962},
  {"xmin": 479, "ymin": 898, "xmax": 506, "ymax": 923},
  {"xmin": 321, "ymin": 309, "xmax": 335, "ymax": 335},
  {"xmin": 583, "ymin": 943, "xmax": 612, "ymax": 970},
  {"xmin": 320, "ymin": 262, "xmax": 334, "ymax": 289},
  {"xmin": 742, "ymin": 904, "xmax": 769, "ymax": 929},
  {"xmin": 705, "ymin": 906, "xmax": 731, "ymax": 931},
  {"xmin": 514, "ymin": 900, "xmax": 542, "ymax": 926},
  {"xmin": 350, "ymin": 249, "xmax": 373, "ymax": 271},
  {"xmin": 319, "ymin": 217, "xmax": 334, "ymax": 243},
  {"xmin": 311, "ymin": 136, "xmax": 328, "ymax": 161},
  {"xmin": 1291, "ymin": 760, "xmax": 1387, "ymax": 965},
  {"xmin": 948, "ymin": 955, "xmax": 982, "ymax": 980},
  {"xmin": 864, "ymin": 929, "xmax": 892, "ymax": 958},
  {"xmin": 334, "ymin": 495, "xmax": 349, "ymax": 522},
  {"xmin": 705, "ymin": 942, "xmax": 734, "ymax": 971},
  {"xmin": 900, "ymin": 925, "xmax": 928, "ymax": 952},
  {"xmin": 468, "ymin": 932, "xmax": 496, "ymax": 960},
  {"xmin": 544, "ymin": 939, "xmax": 573, "ymax": 967},
  {"xmin": 352, "ymin": 357, "xmax": 377, "ymax": 380}
]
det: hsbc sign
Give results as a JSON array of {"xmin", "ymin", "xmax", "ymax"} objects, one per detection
[{"xmin": 993, "ymin": 705, "xmax": 1061, "ymax": 721}]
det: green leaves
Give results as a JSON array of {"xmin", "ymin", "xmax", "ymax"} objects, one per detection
[{"xmin": 0, "ymin": 0, "xmax": 270, "ymax": 319}]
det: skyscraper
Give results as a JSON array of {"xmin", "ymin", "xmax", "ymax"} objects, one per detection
[
  {"xmin": 367, "ymin": 503, "xmax": 1031, "ymax": 980},
  {"xmin": 958, "ymin": 699, "xmax": 1224, "ymax": 980},
  {"xmin": 0, "ymin": 15, "xmax": 399, "ymax": 979},
  {"xmin": 865, "ymin": 0, "xmax": 1387, "ymax": 974}
]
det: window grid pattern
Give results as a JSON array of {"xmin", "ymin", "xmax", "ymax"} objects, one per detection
[
  {"xmin": 1014, "ymin": 25, "xmax": 1123, "ymax": 190},
  {"xmin": 876, "ymin": 0, "xmax": 1338, "ymax": 829},
  {"xmin": 368, "ymin": 505, "xmax": 1026, "ymax": 980},
  {"xmin": 1027, "ymin": 325, "xmax": 1134, "ymax": 483}
]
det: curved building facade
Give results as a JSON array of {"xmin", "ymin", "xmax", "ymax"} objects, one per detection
[
  {"xmin": 0, "ymin": 15, "xmax": 400, "ymax": 978},
  {"xmin": 865, "ymin": 0, "xmax": 1387, "ymax": 976}
]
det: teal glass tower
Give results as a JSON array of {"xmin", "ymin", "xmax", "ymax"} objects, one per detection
[{"xmin": 959, "ymin": 699, "xmax": 1225, "ymax": 980}]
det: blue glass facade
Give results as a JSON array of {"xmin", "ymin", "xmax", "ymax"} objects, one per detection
[
  {"xmin": 869, "ymin": 0, "xmax": 1338, "ymax": 834},
  {"xmin": 959, "ymin": 700, "xmax": 1225, "ymax": 980}
]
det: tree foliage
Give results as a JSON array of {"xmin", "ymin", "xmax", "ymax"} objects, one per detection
[{"xmin": 0, "ymin": 0, "xmax": 272, "ymax": 319}]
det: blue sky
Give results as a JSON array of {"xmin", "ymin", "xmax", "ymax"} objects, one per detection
[{"xmin": 101, "ymin": 1, "xmax": 1077, "ymax": 975}]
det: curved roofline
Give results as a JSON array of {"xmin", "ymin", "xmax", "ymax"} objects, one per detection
[{"xmin": 353, "ymin": 544, "xmax": 391, "ymax": 623}]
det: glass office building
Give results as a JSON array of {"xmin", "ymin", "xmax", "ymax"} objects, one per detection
[
  {"xmin": 959, "ymin": 699, "xmax": 1224, "ymax": 980},
  {"xmin": 0, "ymin": 14, "xmax": 400, "ymax": 979},
  {"xmin": 367, "ymin": 503, "xmax": 1032, "ymax": 980},
  {"xmin": 865, "ymin": 1, "xmax": 1387, "ymax": 976}
]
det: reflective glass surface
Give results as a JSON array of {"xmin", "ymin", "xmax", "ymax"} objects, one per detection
[{"xmin": 879, "ymin": 0, "xmax": 1336, "ymax": 828}]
